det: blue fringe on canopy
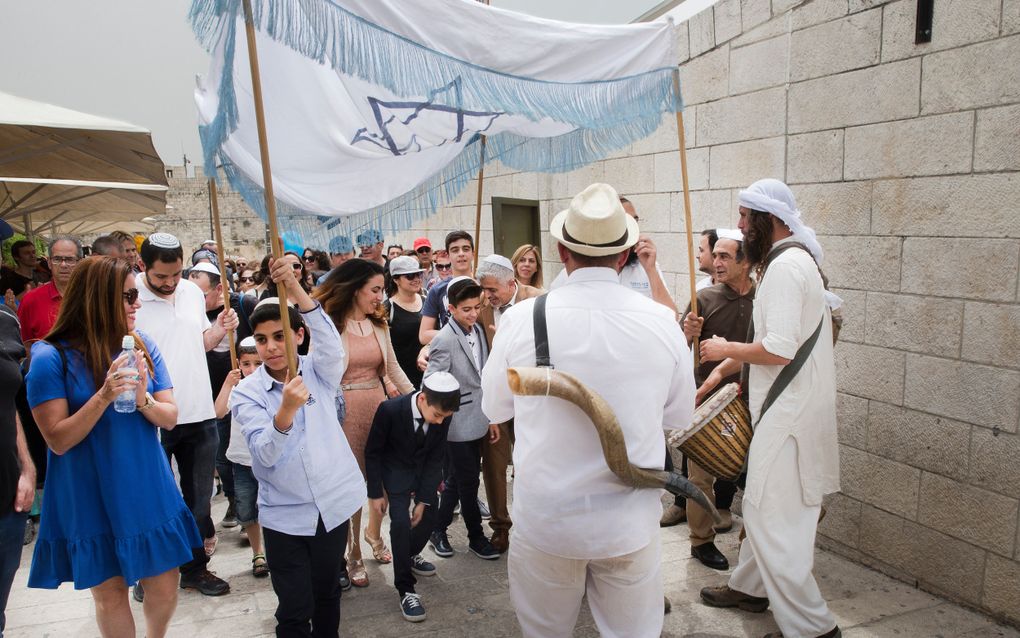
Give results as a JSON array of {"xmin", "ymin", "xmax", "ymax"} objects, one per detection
[{"xmin": 190, "ymin": 0, "xmax": 683, "ymax": 249}]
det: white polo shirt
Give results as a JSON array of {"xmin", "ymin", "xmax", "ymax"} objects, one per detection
[{"xmin": 135, "ymin": 273, "xmax": 216, "ymax": 425}]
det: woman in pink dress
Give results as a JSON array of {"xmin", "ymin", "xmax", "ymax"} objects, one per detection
[{"xmin": 314, "ymin": 259, "xmax": 413, "ymax": 587}]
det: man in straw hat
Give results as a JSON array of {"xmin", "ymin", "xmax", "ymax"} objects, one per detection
[
  {"xmin": 696, "ymin": 178, "xmax": 841, "ymax": 638},
  {"xmin": 481, "ymin": 183, "xmax": 695, "ymax": 637}
]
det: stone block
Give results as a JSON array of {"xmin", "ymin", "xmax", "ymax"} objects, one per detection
[
  {"xmin": 818, "ymin": 492, "xmax": 863, "ymax": 548},
  {"xmin": 788, "ymin": 58, "xmax": 920, "ymax": 133},
  {"xmin": 773, "ymin": 0, "xmax": 803, "ymax": 14},
  {"xmin": 787, "ymin": 130, "xmax": 844, "ymax": 183},
  {"xmin": 708, "ymin": 137, "xmax": 785, "ymax": 189},
  {"xmin": 962, "ymin": 302, "xmax": 1020, "ymax": 370},
  {"xmin": 837, "ymin": 392, "xmax": 869, "ymax": 448},
  {"xmin": 671, "ymin": 189, "xmax": 733, "ymax": 234},
  {"xmin": 859, "ymin": 505, "xmax": 988, "ymax": 603},
  {"xmin": 918, "ymin": 472, "xmax": 1018, "ymax": 556},
  {"xmin": 729, "ymin": 34, "xmax": 790, "ymax": 95},
  {"xmin": 834, "ymin": 342, "xmax": 905, "ymax": 404},
  {"xmin": 830, "ymin": 286, "xmax": 866, "ymax": 342},
  {"xmin": 653, "ymin": 148, "xmax": 709, "ymax": 193},
  {"xmin": 901, "ymin": 238, "xmax": 1019, "ymax": 302},
  {"xmin": 689, "ymin": 8, "xmax": 716, "ymax": 57},
  {"xmin": 792, "ymin": 182, "xmax": 871, "ymax": 234},
  {"xmin": 822, "ymin": 235, "xmax": 901, "ymax": 292},
  {"xmin": 849, "ymin": 0, "xmax": 894, "ymax": 10},
  {"xmin": 511, "ymin": 172, "xmax": 539, "ymax": 200},
  {"xmin": 866, "ymin": 402, "xmax": 970, "ymax": 480},
  {"xmin": 714, "ymin": 0, "xmax": 743, "ymax": 43},
  {"xmin": 843, "ymin": 112, "xmax": 974, "ymax": 180},
  {"xmin": 791, "ymin": 0, "xmax": 849, "ymax": 30},
  {"xmin": 970, "ymin": 429, "xmax": 1020, "ymax": 500},
  {"xmin": 983, "ymin": 555, "xmax": 1020, "ymax": 624},
  {"xmin": 624, "ymin": 192, "xmax": 672, "ymax": 234},
  {"xmin": 554, "ymin": 163, "xmax": 604, "ymax": 199},
  {"xmin": 679, "ymin": 46, "xmax": 729, "ymax": 105},
  {"xmin": 864, "ymin": 291, "xmax": 963, "ymax": 356},
  {"xmin": 872, "ymin": 174, "xmax": 1020, "ymax": 239},
  {"xmin": 881, "ymin": 0, "xmax": 1001, "ymax": 63},
  {"xmin": 733, "ymin": 12, "xmax": 791, "ymax": 47},
  {"xmin": 631, "ymin": 111, "xmax": 692, "ymax": 156},
  {"xmin": 921, "ymin": 35, "xmax": 1020, "ymax": 114},
  {"xmin": 840, "ymin": 445, "xmax": 920, "ymax": 518},
  {"xmin": 1007, "ymin": 0, "xmax": 1020, "ymax": 35},
  {"xmin": 791, "ymin": 9, "xmax": 881, "ymax": 81},
  {"xmin": 975, "ymin": 104, "xmax": 1020, "ymax": 172},
  {"xmin": 603, "ymin": 155, "xmax": 654, "ymax": 196},
  {"xmin": 696, "ymin": 87, "xmax": 786, "ymax": 146},
  {"xmin": 675, "ymin": 20, "xmax": 691, "ymax": 64},
  {"xmin": 904, "ymin": 354, "xmax": 1020, "ymax": 433},
  {"xmin": 741, "ymin": 0, "xmax": 772, "ymax": 30},
  {"xmin": 647, "ymin": 231, "xmax": 689, "ymax": 274}
]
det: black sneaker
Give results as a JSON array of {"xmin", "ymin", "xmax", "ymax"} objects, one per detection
[
  {"xmin": 429, "ymin": 531, "xmax": 453, "ymax": 558},
  {"xmin": 399, "ymin": 592, "xmax": 426, "ymax": 622},
  {"xmin": 221, "ymin": 500, "xmax": 238, "ymax": 529},
  {"xmin": 180, "ymin": 569, "xmax": 230, "ymax": 596},
  {"xmin": 477, "ymin": 498, "xmax": 491, "ymax": 520},
  {"xmin": 339, "ymin": 569, "xmax": 352, "ymax": 592},
  {"xmin": 411, "ymin": 554, "xmax": 436, "ymax": 577},
  {"xmin": 468, "ymin": 537, "xmax": 499, "ymax": 560},
  {"xmin": 132, "ymin": 583, "xmax": 144, "ymax": 603}
]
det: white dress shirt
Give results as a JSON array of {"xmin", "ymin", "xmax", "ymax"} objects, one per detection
[
  {"xmin": 481, "ymin": 267, "xmax": 695, "ymax": 559},
  {"xmin": 230, "ymin": 304, "xmax": 366, "ymax": 536},
  {"xmin": 744, "ymin": 237, "xmax": 840, "ymax": 508},
  {"xmin": 134, "ymin": 274, "xmax": 216, "ymax": 424}
]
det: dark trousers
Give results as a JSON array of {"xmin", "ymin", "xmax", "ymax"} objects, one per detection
[
  {"xmin": 0, "ymin": 510, "xmax": 27, "ymax": 636},
  {"xmin": 263, "ymin": 518, "xmax": 348, "ymax": 638},
  {"xmin": 388, "ymin": 491, "xmax": 436, "ymax": 596},
  {"xmin": 436, "ymin": 436, "xmax": 485, "ymax": 541},
  {"xmin": 215, "ymin": 416, "xmax": 235, "ymax": 501},
  {"xmin": 161, "ymin": 418, "xmax": 218, "ymax": 575}
]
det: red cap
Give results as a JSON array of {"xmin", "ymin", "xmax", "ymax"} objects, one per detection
[{"xmin": 413, "ymin": 237, "xmax": 432, "ymax": 251}]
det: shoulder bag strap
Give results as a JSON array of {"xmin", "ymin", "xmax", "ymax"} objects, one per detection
[
  {"xmin": 753, "ymin": 315, "xmax": 824, "ymax": 427},
  {"xmin": 533, "ymin": 293, "xmax": 552, "ymax": 368}
]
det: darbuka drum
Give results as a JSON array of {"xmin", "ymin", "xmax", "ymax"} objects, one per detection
[{"xmin": 667, "ymin": 383, "xmax": 752, "ymax": 481}]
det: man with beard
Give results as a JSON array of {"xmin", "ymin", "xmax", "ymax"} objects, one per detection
[
  {"xmin": 695, "ymin": 228, "xmax": 719, "ymax": 291},
  {"xmin": 697, "ymin": 179, "xmax": 840, "ymax": 638},
  {"xmin": 133, "ymin": 233, "xmax": 238, "ymax": 600}
]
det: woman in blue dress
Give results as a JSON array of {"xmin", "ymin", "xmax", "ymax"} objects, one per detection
[{"xmin": 25, "ymin": 256, "xmax": 201, "ymax": 638}]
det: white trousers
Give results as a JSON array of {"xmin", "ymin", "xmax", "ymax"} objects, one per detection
[
  {"xmin": 728, "ymin": 437, "xmax": 837, "ymax": 638},
  {"xmin": 508, "ymin": 532, "xmax": 663, "ymax": 638}
]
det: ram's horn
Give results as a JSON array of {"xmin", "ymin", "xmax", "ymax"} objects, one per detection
[{"xmin": 507, "ymin": 367, "xmax": 721, "ymax": 524}]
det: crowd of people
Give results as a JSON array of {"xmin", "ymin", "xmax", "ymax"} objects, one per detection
[{"xmin": 0, "ymin": 177, "xmax": 841, "ymax": 638}]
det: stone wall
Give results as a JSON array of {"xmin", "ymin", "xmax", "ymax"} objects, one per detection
[{"xmin": 387, "ymin": 0, "xmax": 1020, "ymax": 625}]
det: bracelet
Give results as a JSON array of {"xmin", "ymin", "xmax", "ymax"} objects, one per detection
[{"xmin": 137, "ymin": 392, "xmax": 156, "ymax": 411}]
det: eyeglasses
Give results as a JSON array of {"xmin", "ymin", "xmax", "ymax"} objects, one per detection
[
  {"xmin": 400, "ymin": 272, "xmax": 424, "ymax": 279},
  {"xmin": 50, "ymin": 256, "xmax": 79, "ymax": 265},
  {"xmin": 435, "ymin": 263, "xmax": 452, "ymax": 271},
  {"xmin": 239, "ymin": 276, "xmax": 254, "ymax": 283},
  {"xmin": 122, "ymin": 288, "xmax": 139, "ymax": 304}
]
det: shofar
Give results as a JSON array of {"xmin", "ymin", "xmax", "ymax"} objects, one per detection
[{"xmin": 507, "ymin": 367, "xmax": 721, "ymax": 524}]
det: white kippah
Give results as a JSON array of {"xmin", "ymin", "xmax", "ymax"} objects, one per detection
[
  {"xmin": 239, "ymin": 336, "xmax": 257, "ymax": 348},
  {"xmin": 482, "ymin": 254, "xmax": 513, "ymax": 271},
  {"xmin": 190, "ymin": 262, "xmax": 221, "ymax": 276},
  {"xmin": 717, "ymin": 228, "xmax": 744, "ymax": 243},
  {"xmin": 423, "ymin": 371, "xmax": 460, "ymax": 393},
  {"xmin": 148, "ymin": 232, "xmax": 180, "ymax": 249},
  {"xmin": 254, "ymin": 296, "xmax": 294, "ymax": 311}
]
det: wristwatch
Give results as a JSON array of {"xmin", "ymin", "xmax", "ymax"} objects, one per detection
[{"xmin": 137, "ymin": 392, "xmax": 156, "ymax": 412}]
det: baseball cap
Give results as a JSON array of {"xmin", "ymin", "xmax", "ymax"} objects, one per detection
[
  {"xmin": 413, "ymin": 237, "xmax": 432, "ymax": 251},
  {"xmin": 389, "ymin": 255, "xmax": 424, "ymax": 277}
]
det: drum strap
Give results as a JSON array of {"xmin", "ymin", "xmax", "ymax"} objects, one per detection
[{"xmin": 533, "ymin": 292, "xmax": 553, "ymax": 368}]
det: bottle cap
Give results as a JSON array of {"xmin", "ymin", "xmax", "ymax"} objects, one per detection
[{"xmin": 122, "ymin": 335, "xmax": 135, "ymax": 349}]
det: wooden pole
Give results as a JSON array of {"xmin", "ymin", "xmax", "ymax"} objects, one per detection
[
  {"xmin": 673, "ymin": 69, "xmax": 699, "ymax": 368},
  {"xmin": 241, "ymin": 0, "xmax": 297, "ymax": 377},
  {"xmin": 208, "ymin": 178, "xmax": 238, "ymax": 369},
  {"xmin": 472, "ymin": 135, "xmax": 487, "ymax": 271}
]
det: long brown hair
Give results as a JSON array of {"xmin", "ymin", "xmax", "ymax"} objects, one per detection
[
  {"xmin": 313, "ymin": 258, "xmax": 387, "ymax": 333},
  {"xmin": 742, "ymin": 209, "xmax": 779, "ymax": 279},
  {"xmin": 45, "ymin": 256, "xmax": 153, "ymax": 389},
  {"xmin": 511, "ymin": 244, "xmax": 544, "ymax": 289}
]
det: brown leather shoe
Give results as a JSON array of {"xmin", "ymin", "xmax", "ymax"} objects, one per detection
[
  {"xmin": 659, "ymin": 504, "xmax": 686, "ymax": 527},
  {"xmin": 700, "ymin": 585, "xmax": 769, "ymax": 612},
  {"xmin": 713, "ymin": 509, "xmax": 733, "ymax": 533},
  {"xmin": 491, "ymin": 530, "xmax": 509, "ymax": 553}
]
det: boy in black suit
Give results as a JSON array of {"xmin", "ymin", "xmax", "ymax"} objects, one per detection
[{"xmin": 365, "ymin": 372, "xmax": 461, "ymax": 623}]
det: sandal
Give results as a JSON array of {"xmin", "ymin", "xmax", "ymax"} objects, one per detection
[
  {"xmin": 366, "ymin": 535, "xmax": 392, "ymax": 564},
  {"xmin": 252, "ymin": 553, "xmax": 269, "ymax": 578},
  {"xmin": 348, "ymin": 558, "xmax": 369, "ymax": 588}
]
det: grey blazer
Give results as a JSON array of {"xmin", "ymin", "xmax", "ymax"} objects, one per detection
[{"xmin": 425, "ymin": 320, "xmax": 490, "ymax": 442}]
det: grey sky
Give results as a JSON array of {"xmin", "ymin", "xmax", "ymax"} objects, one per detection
[{"xmin": 0, "ymin": 0, "xmax": 663, "ymax": 169}]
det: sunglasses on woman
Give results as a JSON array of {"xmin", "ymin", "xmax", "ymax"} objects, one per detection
[
  {"xmin": 435, "ymin": 263, "xmax": 452, "ymax": 271},
  {"xmin": 303, "ymin": 255, "xmax": 316, "ymax": 262},
  {"xmin": 122, "ymin": 288, "xmax": 139, "ymax": 304},
  {"xmin": 239, "ymin": 276, "xmax": 254, "ymax": 283},
  {"xmin": 291, "ymin": 262, "xmax": 303, "ymax": 270}
]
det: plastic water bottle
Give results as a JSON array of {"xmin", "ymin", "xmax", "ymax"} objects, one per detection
[{"xmin": 113, "ymin": 335, "xmax": 138, "ymax": 414}]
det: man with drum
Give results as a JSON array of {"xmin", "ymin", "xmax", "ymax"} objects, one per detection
[
  {"xmin": 696, "ymin": 179, "xmax": 840, "ymax": 638},
  {"xmin": 481, "ymin": 183, "xmax": 695, "ymax": 638},
  {"xmin": 663, "ymin": 229, "xmax": 753, "ymax": 570}
]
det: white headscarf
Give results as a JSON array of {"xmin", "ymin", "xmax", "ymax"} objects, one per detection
[{"xmin": 737, "ymin": 178, "xmax": 824, "ymax": 265}]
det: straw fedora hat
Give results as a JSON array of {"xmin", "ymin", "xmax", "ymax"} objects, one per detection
[{"xmin": 550, "ymin": 183, "xmax": 640, "ymax": 257}]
